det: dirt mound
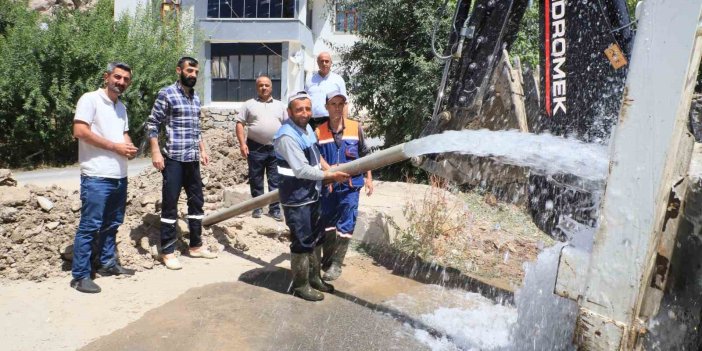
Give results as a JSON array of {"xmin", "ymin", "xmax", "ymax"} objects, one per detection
[{"xmin": 0, "ymin": 128, "xmax": 251, "ymax": 281}]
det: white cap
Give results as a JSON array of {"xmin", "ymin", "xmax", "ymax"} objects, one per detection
[
  {"xmin": 288, "ymin": 90, "xmax": 311, "ymax": 105},
  {"xmin": 325, "ymin": 90, "xmax": 348, "ymax": 102}
]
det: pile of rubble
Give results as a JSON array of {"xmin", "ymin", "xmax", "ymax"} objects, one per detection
[{"xmin": 0, "ymin": 128, "xmax": 251, "ymax": 282}]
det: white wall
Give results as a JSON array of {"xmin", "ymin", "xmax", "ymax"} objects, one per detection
[
  {"xmin": 114, "ymin": 0, "xmax": 150, "ymax": 19},
  {"xmin": 311, "ymin": 0, "xmax": 358, "ymax": 63}
]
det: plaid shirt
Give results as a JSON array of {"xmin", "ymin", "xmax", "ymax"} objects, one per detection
[{"xmin": 147, "ymin": 82, "xmax": 202, "ymax": 162}]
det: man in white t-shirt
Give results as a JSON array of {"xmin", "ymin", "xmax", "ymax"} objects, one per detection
[
  {"xmin": 70, "ymin": 62, "xmax": 138, "ymax": 294},
  {"xmin": 305, "ymin": 52, "xmax": 347, "ymax": 130}
]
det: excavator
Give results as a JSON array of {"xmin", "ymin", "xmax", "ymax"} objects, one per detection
[{"xmin": 420, "ymin": 0, "xmax": 702, "ymax": 349}]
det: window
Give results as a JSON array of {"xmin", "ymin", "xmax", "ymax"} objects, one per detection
[
  {"xmin": 211, "ymin": 43, "xmax": 283, "ymax": 102},
  {"xmin": 335, "ymin": 3, "xmax": 361, "ymax": 33},
  {"xmin": 212, "ymin": 56, "xmax": 228, "ymax": 78},
  {"xmin": 207, "ymin": 0, "xmax": 297, "ymax": 19}
]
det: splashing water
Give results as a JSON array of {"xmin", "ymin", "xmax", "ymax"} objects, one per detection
[
  {"xmin": 404, "ymin": 130, "xmax": 609, "ymax": 182},
  {"xmin": 509, "ymin": 243, "xmax": 579, "ymax": 350},
  {"xmin": 385, "ymin": 285, "xmax": 516, "ymax": 350},
  {"xmin": 380, "ymin": 130, "xmax": 611, "ymax": 349}
]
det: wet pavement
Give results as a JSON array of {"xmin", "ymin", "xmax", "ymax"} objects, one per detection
[{"xmin": 79, "ymin": 254, "xmax": 437, "ymax": 351}]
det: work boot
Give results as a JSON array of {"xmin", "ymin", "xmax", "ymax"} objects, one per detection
[
  {"xmin": 322, "ymin": 238, "xmax": 350, "ymax": 281},
  {"xmin": 320, "ymin": 229, "xmax": 336, "ymax": 270},
  {"xmin": 96, "ymin": 264, "xmax": 136, "ymax": 277},
  {"xmin": 70, "ymin": 277, "xmax": 101, "ymax": 294},
  {"xmin": 309, "ymin": 247, "xmax": 334, "ymax": 293},
  {"xmin": 290, "ymin": 253, "xmax": 324, "ymax": 301}
]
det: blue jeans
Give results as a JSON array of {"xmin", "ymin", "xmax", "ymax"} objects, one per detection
[
  {"xmin": 247, "ymin": 140, "xmax": 280, "ymax": 214},
  {"xmin": 71, "ymin": 176, "xmax": 127, "ymax": 280}
]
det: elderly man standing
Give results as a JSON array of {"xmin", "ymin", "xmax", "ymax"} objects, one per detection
[
  {"xmin": 70, "ymin": 62, "xmax": 138, "ymax": 294},
  {"xmin": 305, "ymin": 52, "xmax": 347, "ymax": 130},
  {"xmin": 315, "ymin": 91, "xmax": 374, "ymax": 281},
  {"xmin": 147, "ymin": 57, "xmax": 216, "ymax": 271},
  {"xmin": 273, "ymin": 91, "xmax": 349, "ymax": 301},
  {"xmin": 235, "ymin": 75, "xmax": 287, "ymax": 221}
]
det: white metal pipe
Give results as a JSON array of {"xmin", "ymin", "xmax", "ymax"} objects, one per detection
[{"xmin": 203, "ymin": 143, "xmax": 409, "ymax": 226}]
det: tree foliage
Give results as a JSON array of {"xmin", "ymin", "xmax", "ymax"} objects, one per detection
[
  {"xmin": 332, "ymin": 0, "xmax": 455, "ymax": 181},
  {"xmin": 510, "ymin": 3, "xmax": 539, "ymax": 68},
  {"xmin": 0, "ymin": 0, "xmax": 193, "ymax": 168}
]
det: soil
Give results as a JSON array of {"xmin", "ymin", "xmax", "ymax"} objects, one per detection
[{"xmin": 0, "ymin": 128, "xmax": 250, "ymax": 281}]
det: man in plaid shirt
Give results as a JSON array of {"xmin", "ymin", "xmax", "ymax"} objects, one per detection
[{"xmin": 147, "ymin": 56, "xmax": 217, "ymax": 270}]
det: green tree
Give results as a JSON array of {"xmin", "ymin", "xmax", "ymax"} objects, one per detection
[
  {"xmin": 511, "ymin": 3, "xmax": 539, "ymax": 68},
  {"xmin": 331, "ymin": 0, "xmax": 454, "ymax": 181},
  {"xmin": 0, "ymin": 0, "xmax": 193, "ymax": 168}
]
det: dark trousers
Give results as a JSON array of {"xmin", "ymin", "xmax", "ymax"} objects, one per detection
[
  {"xmin": 283, "ymin": 201, "xmax": 325, "ymax": 253},
  {"xmin": 160, "ymin": 157, "xmax": 204, "ymax": 254},
  {"xmin": 72, "ymin": 176, "xmax": 127, "ymax": 280},
  {"xmin": 247, "ymin": 139, "xmax": 280, "ymax": 214}
]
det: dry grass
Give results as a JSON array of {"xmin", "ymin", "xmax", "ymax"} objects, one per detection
[{"xmin": 390, "ymin": 176, "xmax": 554, "ymax": 288}]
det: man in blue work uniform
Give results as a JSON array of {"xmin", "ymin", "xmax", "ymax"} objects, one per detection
[
  {"xmin": 315, "ymin": 90, "xmax": 373, "ymax": 281},
  {"xmin": 273, "ymin": 91, "xmax": 349, "ymax": 301}
]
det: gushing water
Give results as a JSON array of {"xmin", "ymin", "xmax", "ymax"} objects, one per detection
[
  {"xmin": 383, "ymin": 130, "xmax": 609, "ymax": 349},
  {"xmin": 404, "ymin": 130, "xmax": 609, "ymax": 182}
]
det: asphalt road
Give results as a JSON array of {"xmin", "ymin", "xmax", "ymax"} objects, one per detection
[{"xmin": 12, "ymin": 158, "xmax": 152, "ymax": 191}]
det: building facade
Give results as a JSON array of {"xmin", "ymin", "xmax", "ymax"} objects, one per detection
[{"xmin": 115, "ymin": 0, "xmax": 359, "ymax": 108}]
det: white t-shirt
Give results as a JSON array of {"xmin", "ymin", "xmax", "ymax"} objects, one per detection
[
  {"xmin": 74, "ymin": 89, "xmax": 129, "ymax": 178},
  {"xmin": 305, "ymin": 71, "xmax": 347, "ymax": 118}
]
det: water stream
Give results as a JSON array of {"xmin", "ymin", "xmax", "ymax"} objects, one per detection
[
  {"xmin": 384, "ymin": 130, "xmax": 608, "ymax": 350},
  {"xmin": 403, "ymin": 129, "xmax": 610, "ymax": 182}
]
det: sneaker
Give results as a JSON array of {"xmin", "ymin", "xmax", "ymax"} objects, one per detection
[
  {"xmin": 96, "ymin": 264, "xmax": 136, "ymax": 277},
  {"xmin": 252, "ymin": 208, "xmax": 263, "ymax": 218},
  {"xmin": 162, "ymin": 254, "xmax": 182, "ymax": 270},
  {"xmin": 70, "ymin": 277, "xmax": 101, "ymax": 293},
  {"xmin": 267, "ymin": 211, "xmax": 283, "ymax": 222},
  {"xmin": 189, "ymin": 247, "xmax": 218, "ymax": 259}
]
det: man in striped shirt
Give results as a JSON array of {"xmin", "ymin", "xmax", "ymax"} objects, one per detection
[{"xmin": 146, "ymin": 57, "xmax": 217, "ymax": 270}]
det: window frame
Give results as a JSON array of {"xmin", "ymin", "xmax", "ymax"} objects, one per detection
[{"xmin": 334, "ymin": 3, "xmax": 361, "ymax": 33}]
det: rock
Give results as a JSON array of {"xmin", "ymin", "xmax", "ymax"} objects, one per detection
[
  {"xmin": 70, "ymin": 200, "xmax": 82, "ymax": 212},
  {"xmin": 140, "ymin": 192, "xmax": 160, "ymax": 206},
  {"xmin": 222, "ymin": 187, "xmax": 251, "ymax": 207},
  {"xmin": 0, "ymin": 207, "xmax": 19, "ymax": 223},
  {"xmin": 254, "ymin": 224, "xmax": 287, "ymax": 238},
  {"xmin": 29, "ymin": 0, "xmax": 54, "ymax": 11},
  {"xmin": 205, "ymin": 194, "xmax": 222, "ymax": 203},
  {"xmin": 0, "ymin": 187, "xmax": 31, "ymax": 207},
  {"xmin": 139, "ymin": 236, "xmax": 151, "ymax": 252},
  {"xmin": 484, "ymin": 193, "xmax": 498, "ymax": 207},
  {"xmin": 0, "ymin": 169, "xmax": 17, "ymax": 186},
  {"xmin": 142, "ymin": 213, "xmax": 161, "ymax": 226},
  {"xmin": 141, "ymin": 260, "xmax": 154, "ymax": 269},
  {"xmin": 176, "ymin": 219, "xmax": 189, "ymax": 236},
  {"xmin": 37, "ymin": 196, "xmax": 54, "ymax": 211},
  {"xmin": 10, "ymin": 230, "xmax": 23, "ymax": 244},
  {"xmin": 45, "ymin": 221, "xmax": 60, "ymax": 230}
]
